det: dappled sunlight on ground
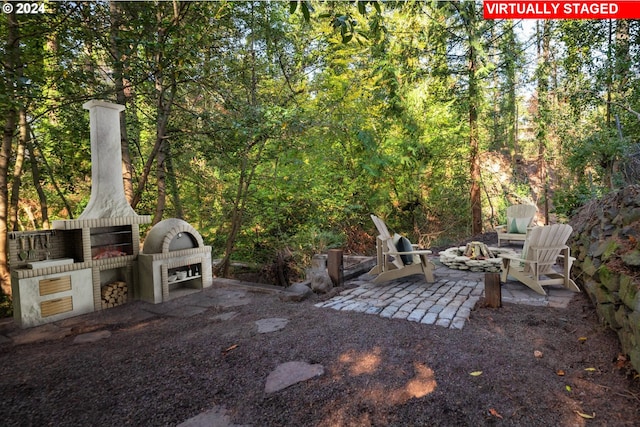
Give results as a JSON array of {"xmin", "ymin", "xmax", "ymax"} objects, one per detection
[
  {"xmin": 361, "ymin": 362, "xmax": 437, "ymax": 405},
  {"xmin": 321, "ymin": 348, "xmax": 438, "ymax": 425},
  {"xmin": 403, "ymin": 362, "xmax": 438, "ymax": 399},
  {"xmin": 338, "ymin": 346, "xmax": 383, "ymax": 376},
  {"xmin": 377, "ymin": 362, "xmax": 437, "ymax": 404}
]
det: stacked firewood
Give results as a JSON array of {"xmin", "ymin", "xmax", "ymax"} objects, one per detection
[
  {"xmin": 101, "ymin": 281, "xmax": 127, "ymax": 308},
  {"xmin": 463, "ymin": 241, "xmax": 496, "ymax": 259}
]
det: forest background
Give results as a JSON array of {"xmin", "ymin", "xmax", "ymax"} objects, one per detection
[{"xmin": 1, "ymin": 1, "xmax": 639, "ymax": 304}]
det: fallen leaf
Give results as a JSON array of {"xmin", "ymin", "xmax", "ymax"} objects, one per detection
[
  {"xmin": 576, "ymin": 411, "xmax": 595, "ymax": 419},
  {"xmin": 489, "ymin": 408, "xmax": 503, "ymax": 419},
  {"xmin": 566, "ymin": 385, "xmax": 572, "ymax": 392},
  {"xmin": 584, "ymin": 367, "xmax": 596, "ymax": 372},
  {"xmin": 615, "ymin": 354, "xmax": 628, "ymax": 369},
  {"xmin": 578, "ymin": 336, "xmax": 588, "ymax": 342},
  {"xmin": 556, "ymin": 370, "xmax": 565, "ymax": 376},
  {"xmin": 534, "ymin": 350, "xmax": 543, "ymax": 358},
  {"xmin": 470, "ymin": 371, "xmax": 483, "ymax": 376}
]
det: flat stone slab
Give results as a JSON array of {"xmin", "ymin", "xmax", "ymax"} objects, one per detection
[
  {"xmin": 73, "ymin": 330, "xmax": 112, "ymax": 344},
  {"xmin": 255, "ymin": 318, "xmax": 289, "ymax": 333},
  {"xmin": 177, "ymin": 405, "xmax": 249, "ymax": 427},
  {"xmin": 265, "ymin": 361, "xmax": 324, "ymax": 393}
]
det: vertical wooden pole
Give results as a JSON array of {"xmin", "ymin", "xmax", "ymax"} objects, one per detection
[
  {"xmin": 485, "ymin": 272, "xmax": 502, "ymax": 308},
  {"xmin": 327, "ymin": 249, "xmax": 344, "ymax": 286}
]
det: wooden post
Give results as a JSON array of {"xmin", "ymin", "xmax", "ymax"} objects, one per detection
[
  {"xmin": 484, "ymin": 272, "xmax": 502, "ymax": 308},
  {"xmin": 327, "ymin": 249, "xmax": 344, "ymax": 286}
]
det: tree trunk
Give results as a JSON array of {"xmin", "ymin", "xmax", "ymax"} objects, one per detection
[
  {"xmin": 466, "ymin": 5, "xmax": 482, "ymax": 235},
  {"xmin": 132, "ymin": 4, "xmax": 179, "ymax": 214},
  {"xmin": 216, "ymin": 161, "xmax": 250, "ymax": 278},
  {"xmin": 30, "ymin": 130, "xmax": 72, "ymax": 219},
  {"xmin": 536, "ymin": 21, "xmax": 552, "ymax": 224},
  {"xmin": 0, "ymin": 9, "xmax": 20, "ymax": 296},
  {"xmin": 149, "ymin": 76, "xmax": 177, "ymax": 224},
  {"xmin": 504, "ymin": 23, "xmax": 518, "ymax": 168},
  {"xmin": 217, "ymin": 138, "xmax": 267, "ymax": 278},
  {"xmin": 27, "ymin": 138, "xmax": 49, "ymax": 229},
  {"xmin": 10, "ymin": 109, "xmax": 28, "ymax": 231},
  {"xmin": 153, "ymin": 138, "xmax": 167, "ymax": 225},
  {"xmin": 165, "ymin": 140, "xmax": 184, "ymax": 219},
  {"xmin": 109, "ymin": 1, "xmax": 135, "ymax": 204}
]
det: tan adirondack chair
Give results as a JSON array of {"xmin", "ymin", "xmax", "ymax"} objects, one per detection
[
  {"xmin": 500, "ymin": 224, "xmax": 581, "ymax": 295},
  {"xmin": 368, "ymin": 214, "xmax": 435, "ymax": 284},
  {"xmin": 495, "ymin": 204, "xmax": 537, "ymax": 246}
]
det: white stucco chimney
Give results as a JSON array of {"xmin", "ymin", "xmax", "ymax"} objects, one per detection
[{"xmin": 78, "ymin": 100, "xmax": 139, "ymax": 220}]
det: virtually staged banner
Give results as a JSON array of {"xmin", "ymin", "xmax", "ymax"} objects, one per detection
[{"xmin": 483, "ymin": 1, "xmax": 640, "ymax": 19}]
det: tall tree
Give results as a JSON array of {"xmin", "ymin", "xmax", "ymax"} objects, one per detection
[
  {"xmin": 0, "ymin": 9, "xmax": 22, "ymax": 295},
  {"xmin": 108, "ymin": 1, "xmax": 135, "ymax": 204},
  {"xmin": 535, "ymin": 20, "xmax": 553, "ymax": 224},
  {"xmin": 442, "ymin": 0, "xmax": 489, "ymax": 235}
]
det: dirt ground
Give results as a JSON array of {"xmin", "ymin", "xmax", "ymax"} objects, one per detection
[{"xmin": 1, "ymin": 276, "xmax": 639, "ymax": 426}]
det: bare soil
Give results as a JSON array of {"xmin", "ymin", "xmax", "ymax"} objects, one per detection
[{"xmin": 0, "ymin": 280, "xmax": 639, "ymax": 426}]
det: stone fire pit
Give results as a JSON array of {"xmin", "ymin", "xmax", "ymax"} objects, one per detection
[{"xmin": 439, "ymin": 242, "xmax": 516, "ymax": 273}]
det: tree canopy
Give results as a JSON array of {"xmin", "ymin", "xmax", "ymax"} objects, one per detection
[{"xmin": 1, "ymin": 1, "xmax": 639, "ymax": 295}]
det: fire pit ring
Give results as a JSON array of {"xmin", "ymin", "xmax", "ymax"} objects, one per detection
[{"xmin": 439, "ymin": 242, "xmax": 516, "ymax": 273}]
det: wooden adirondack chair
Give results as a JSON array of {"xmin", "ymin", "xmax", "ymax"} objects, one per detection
[
  {"xmin": 368, "ymin": 214, "xmax": 435, "ymax": 284},
  {"xmin": 500, "ymin": 224, "xmax": 581, "ymax": 295},
  {"xmin": 495, "ymin": 204, "xmax": 537, "ymax": 246}
]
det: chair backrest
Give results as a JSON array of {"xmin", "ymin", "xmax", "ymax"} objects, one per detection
[
  {"xmin": 371, "ymin": 214, "xmax": 392, "ymax": 239},
  {"xmin": 506, "ymin": 204, "xmax": 537, "ymax": 222},
  {"xmin": 523, "ymin": 224, "xmax": 573, "ymax": 273},
  {"xmin": 505, "ymin": 204, "xmax": 537, "ymax": 234},
  {"xmin": 371, "ymin": 214, "xmax": 406, "ymax": 269}
]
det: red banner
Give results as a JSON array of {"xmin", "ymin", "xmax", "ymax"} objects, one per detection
[{"xmin": 483, "ymin": 1, "xmax": 640, "ymax": 19}]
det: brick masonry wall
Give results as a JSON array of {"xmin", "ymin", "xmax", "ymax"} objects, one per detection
[{"xmin": 569, "ymin": 185, "xmax": 640, "ymax": 371}]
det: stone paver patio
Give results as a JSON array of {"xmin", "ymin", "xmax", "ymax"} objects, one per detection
[{"xmin": 314, "ymin": 261, "xmax": 578, "ymax": 330}]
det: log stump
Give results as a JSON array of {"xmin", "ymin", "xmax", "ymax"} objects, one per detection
[
  {"xmin": 327, "ymin": 249, "xmax": 344, "ymax": 286},
  {"xmin": 484, "ymin": 273, "xmax": 502, "ymax": 308}
]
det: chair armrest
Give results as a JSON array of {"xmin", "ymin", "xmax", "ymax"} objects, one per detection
[
  {"xmin": 500, "ymin": 253, "xmax": 522, "ymax": 261},
  {"xmin": 389, "ymin": 249, "xmax": 432, "ymax": 256},
  {"xmin": 495, "ymin": 225, "xmax": 507, "ymax": 233},
  {"xmin": 557, "ymin": 247, "xmax": 576, "ymax": 263}
]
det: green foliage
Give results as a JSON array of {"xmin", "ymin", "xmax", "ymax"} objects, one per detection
[
  {"xmin": 0, "ymin": 294, "xmax": 12, "ymax": 318},
  {"xmin": 3, "ymin": 1, "xmax": 640, "ymax": 289},
  {"xmin": 553, "ymin": 182, "xmax": 605, "ymax": 220},
  {"xmin": 293, "ymin": 227, "xmax": 345, "ymax": 259},
  {"xmin": 565, "ymin": 127, "xmax": 632, "ymax": 188}
]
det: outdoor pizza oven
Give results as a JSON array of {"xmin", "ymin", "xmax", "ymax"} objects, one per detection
[
  {"xmin": 137, "ymin": 218, "xmax": 213, "ymax": 303},
  {"xmin": 10, "ymin": 100, "xmax": 213, "ymax": 327}
]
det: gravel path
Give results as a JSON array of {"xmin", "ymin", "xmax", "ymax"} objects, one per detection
[{"xmin": 1, "ymin": 278, "xmax": 639, "ymax": 426}]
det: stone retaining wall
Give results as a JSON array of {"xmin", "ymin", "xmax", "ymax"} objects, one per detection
[{"xmin": 569, "ymin": 185, "xmax": 640, "ymax": 371}]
